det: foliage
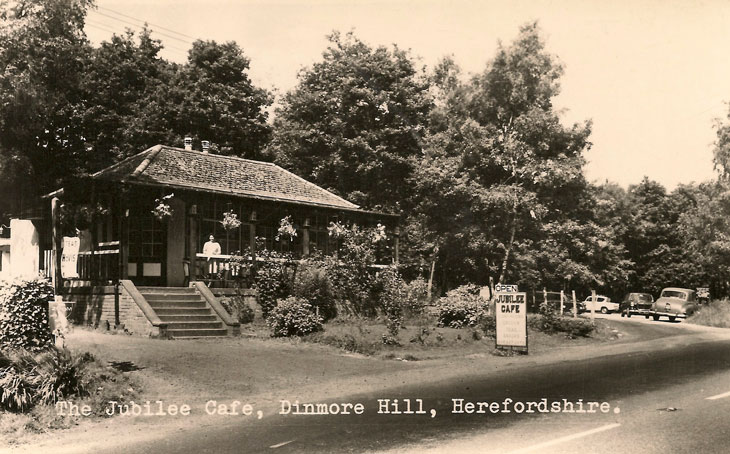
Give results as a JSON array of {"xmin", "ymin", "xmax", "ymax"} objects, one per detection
[
  {"xmin": 479, "ymin": 314, "xmax": 497, "ymax": 338},
  {"xmin": 0, "ymin": 278, "xmax": 54, "ymax": 351},
  {"xmin": 688, "ymin": 300, "xmax": 730, "ymax": 328},
  {"xmin": 253, "ymin": 249, "xmax": 296, "ymax": 318},
  {"xmin": 0, "ymin": 348, "xmax": 90, "ymax": 412},
  {"xmin": 275, "ymin": 215, "xmax": 297, "ymax": 242},
  {"xmin": 220, "ymin": 295, "xmax": 255, "ymax": 324},
  {"xmin": 151, "ymin": 193, "xmax": 175, "ymax": 221},
  {"xmin": 372, "ymin": 267, "xmax": 406, "ymax": 336},
  {"xmin": 267, "ymin": 296, "xmax": 323, "ymax": 337},
  {"xmin": 412, "ymin": 22, "xmax": 593, "ymax": 289},
  {"xmin": 269, "ymin": 31, "xmax": 432, "ymax": 211},
  {"xmin": 292, "ymin": 263, "xmax": 337, "ymax": 321},
  {"xmin": 528, "ymin": 303, "xmax": 595, "ymax": 338},
  {"xmin": 220, "ymin": 210, "xmax": 242, "ymax": 231},
  {"xmin": 436, "ymin": 285, "xmax": 489, "ymax": 328},
  {"xmin": 320, "ymin": 223, "xmax": 380, "ymax": 316},
  {"xmin": 402, "ymin": 277, "xmax": 430, "ymax": 316},
  {"xmin": 0, "ymin": 2, "xmax": 272, "ymax": 218},
  {"xmin": 0, "ymin": 0, "xmax": 94, "ymax": 216},
  {"xmin": 57, "ymin": 201, "xmax": 110, "ymax": 232}
]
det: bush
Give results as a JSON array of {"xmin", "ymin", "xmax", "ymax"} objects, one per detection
[
  {"xmin": 372, "ymin": 267, "xmax": 407, "ymax": 336},
  {"xmin": 528, "ymin": 303, "xmax": 595, "ymax": 338},
  {"xmin": 0, "ymin": 278, "xmax": 54, "ymax": 351},
  {"xmin": 479, "ymin": 314, "xmax": 497, "ymax": 338},
  {"xmin": 436, "ymin": 285, "xmax": 489, "ymax": 328},
  {"xmin": 254, "ymin": 250, "xmax": 296, "ymax": 318},
  {"xmin": 403, "ymin": 277, "xmax": 429, "ymax": 316},
  {"xmin": 220, "ymin": 295, "xmax": 255, "ymax": 324},
  {"xmin": 0, "ymin": 348, "xmax": 92, "ymax": 412},
  {"xmin": 293, "ymin": 264, "xmax": 337, "ymax": 321},
  {"xmin": 268, "ymin": 297, "xmax": 323, "ymax": 337}
]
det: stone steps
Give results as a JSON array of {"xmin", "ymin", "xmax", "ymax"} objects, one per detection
[{"xmin": 137, "ymin": 287, "xmax": 230, "ymax": 339}]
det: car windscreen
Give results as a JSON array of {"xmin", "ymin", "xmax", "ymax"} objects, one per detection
[
  {"xmin": 636, "ymin": 294, "xmax": 653, "ymax": 302},
  {"xmin": 660, "ymin": 290, "xmax": 686, "ymax": 299}
]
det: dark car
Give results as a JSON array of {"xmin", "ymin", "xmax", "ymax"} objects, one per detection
[
  {"xmin": 619, "ymin": 292, "xmax": 654, "ymax": 317},
  {"xmin": 650, "ymin": 287, "xmax": 698, "ymax": 322}
]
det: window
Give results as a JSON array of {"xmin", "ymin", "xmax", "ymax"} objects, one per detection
[{"xmin": 128, "ymin": 213, "xmax": 163, "ymax": 258}]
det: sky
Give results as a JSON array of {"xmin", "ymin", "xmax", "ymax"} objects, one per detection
[{"xmin": 84, "ymin": 0, "xmax": 730, "ymax": 190}]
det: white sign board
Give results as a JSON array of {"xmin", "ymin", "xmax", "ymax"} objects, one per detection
[
  {"xmin": 61, "ymin": 236, "xmax": 80, "ymax": 279},
  {"xmin": 494, "ymin": 283, "xmax": 518, "ymax": 293},
  {"xmin": 495, "ymin": 291, "xmax": 528, "ymax": 351}
]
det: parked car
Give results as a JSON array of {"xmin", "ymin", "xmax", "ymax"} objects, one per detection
[
  {"xmin": 582, "ymin": 295, "xmax": 619, "ymax": 314},
  {"xmin": 650, "ymin": 287, "xmax": 698, "ymax": 322},
  {"xmin": 619, "ymin": 292, "xmax": 654, "ymax": 317}
]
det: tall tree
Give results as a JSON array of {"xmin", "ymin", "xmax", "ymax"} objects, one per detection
[
  {"xmin": 269, "ymin": 31, "xmax": 432, "ymax": 211},
  {"xmin": 157, "ymin": 40, "xmax": 273, "ymax": 158},
  {"xmin": 412, "ymin": 22, "xmax": 595, "ymax": 289},
  {"xmin": 81, "ymin": 27, "xmax": 174, "ymax": 167},
  {"xmin": 0, "ymin": 0, "xmax": 93, "ymax": 215}
]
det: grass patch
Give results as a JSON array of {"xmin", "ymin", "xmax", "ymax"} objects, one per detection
[{"xmin": 688, "ymin": 300, "xmax": 730, "ymax": 327}]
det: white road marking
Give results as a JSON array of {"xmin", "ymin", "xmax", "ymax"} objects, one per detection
[
  {"xmin": 269, "ymin": 440, "xmax": 295, "ymax": 449},
  {"xmin": 508, "ymin": 423, "xmax": 621, "ymax": 453},
  {"xmin": 706, "ymin": 390, "xmax": 730, "ymax": 400}
]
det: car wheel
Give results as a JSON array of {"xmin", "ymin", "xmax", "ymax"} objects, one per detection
[
  {"xmin": 600, "ymin": 307, "xmax": 608, "ymax": 314},
  {"xmin": 669, "ymin": 316, "xmax": 676, "ymax": 322},
  {"xmin": 627, "ymin": 312, "xmax": 632, "ymax": 318},
  {"xmin": 653, "ymin": 315, "xmax": 660, "ymax": 321},
  {"xmin": 645, "ymin": 315, "xmax": 650, "ymax": 319}
]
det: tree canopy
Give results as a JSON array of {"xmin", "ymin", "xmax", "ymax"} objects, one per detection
[
  {"xmin": 268, "ymin": 31, "xmax": 432, "ymax": 212},
  {"xmin": 0, "ymin": 0, "xmax": 272, "ymax": 217}
]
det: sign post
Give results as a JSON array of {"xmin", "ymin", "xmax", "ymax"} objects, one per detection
[{"xmin": 495, "ymin": 285, "xmax": 528, "ymax": 354}]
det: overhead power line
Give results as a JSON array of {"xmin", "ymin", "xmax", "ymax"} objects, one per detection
[
  {"xmin": 97, "ymin": 5, "xmax": 196, "ymax": 41},
  {"xmin": 90, "ymin": 10, "xmax": 193, "ymax": 45},
  {"xmin": 86, "ymin": 20, "xmax": 190, "ymax": 58}
]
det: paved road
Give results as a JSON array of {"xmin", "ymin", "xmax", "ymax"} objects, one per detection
[{"xmin": 92, "ymin": 319, "xmax": 730, "ymax": 454}]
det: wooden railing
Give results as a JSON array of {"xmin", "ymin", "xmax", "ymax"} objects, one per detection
[
  {"xmin": 192, "ymin": 253, "xmax": 393, "ymax": 288},
  {"xmin": 193, "ymin": 253, "xmax": 253, "ymax": 287},
  {"xmin": 77, "ymin": 249, "xmax": 119, "ymax": 282}
]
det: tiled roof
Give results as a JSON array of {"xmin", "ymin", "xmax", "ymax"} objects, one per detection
[{"xmin": 92, "ymin": 145, "xmax": 361, "ymax": 211}]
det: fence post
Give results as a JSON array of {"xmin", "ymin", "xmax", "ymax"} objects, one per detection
[
  {"xmin": 560, "ymin": 290, "xmax": 565, "ymax": 315},
  {"xmin": 590, "ymin": 289, "xmax": 596, "ymax": 321},
  {"xmin": 572, "ymin": 290, "xmax": 577, "ymax": 318}
]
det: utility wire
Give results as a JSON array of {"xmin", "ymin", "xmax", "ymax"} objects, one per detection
[
  {"xmin": 86, "ymin": 20, "xmax": 190, "ymax": 57},
  {"xmin": 97, "ymin": 5, "xmax": 196, "ymax": 40},
  {"xmin": 90, "ymin": 10, "xmax": 193, "ymax": 45}
]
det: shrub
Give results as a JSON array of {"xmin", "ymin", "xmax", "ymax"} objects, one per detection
[
  {"xmin": 0, "ymin": 278, "xmax": 54, "ymax": 351},
  {"xmin": 254, "ymin": 250, "xmax": 296, "ymax": 318},
  {"xmin": 403, "ymin": 277, "xmax": 429, "ymax": 316},
  {"xmin": 293, "ymin": 264, "xmax": 337, "ymax": 321},
  {"xmin": 479, "ymin": 314, "xmax": 497, "ymax": 338},
  {"xmin": 436, "ymin": 285, "xmax": 489, "ymax": 328},
  {"xmin": 268, "ymin": 297, "xmax": 323, "ymax": 337},
  {"xmin": 0, "ymin": 348, "xmax": 93, "ymax": 412},
  {"xmin": 220, "ymin": 295, "xmax": 255, "ymax": 324},
  {"xmin": 372, "ymin": 267, "xmax": 406, "ymax": 336},
  {"xmin": 528, "ymin": 303, "xmax": 595, "ymax": 338}
]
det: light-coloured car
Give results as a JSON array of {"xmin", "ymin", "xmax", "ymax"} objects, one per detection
[
  {"xmin": 582, "ymin": 295, "xmax": 619, "ymax": 314},
  {"xmin": 650, "ymin": 287, "xmax": 698, "ymax": 322}
]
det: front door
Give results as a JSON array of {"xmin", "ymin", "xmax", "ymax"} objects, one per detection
[{"xmin": 127, "ymin": 209, "xmax": 167, "ymax": 286}]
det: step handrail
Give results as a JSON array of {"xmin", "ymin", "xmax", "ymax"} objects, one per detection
[
  {"xmin": 191, "ymin": 281, "xmax": 240, "ymax": 330},
  {"xmin": 120, "ymin": 280, "xmax": 167, "ymax": 328}
]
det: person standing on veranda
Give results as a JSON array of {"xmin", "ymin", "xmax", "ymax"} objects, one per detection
[{"xmin": 202, "ymin": 234, "xmax": 222, "ymax": 282}]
